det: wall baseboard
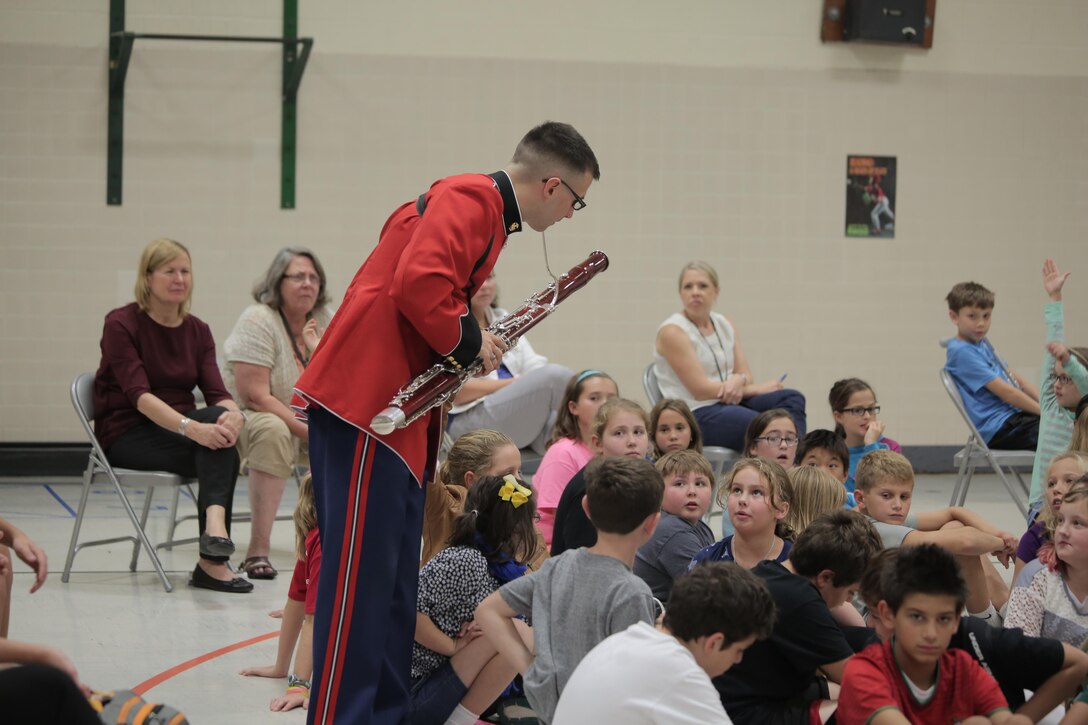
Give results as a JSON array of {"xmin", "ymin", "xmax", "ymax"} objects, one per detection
[
  {"xmin": 0, "ymin": 443, "xmax": 986, "ymax": 478},
  {"xmin": 1, "ymin": 443, "xmax": 90, "ymax": 478}
]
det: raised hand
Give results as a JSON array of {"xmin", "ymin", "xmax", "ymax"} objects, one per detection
[{"xmin": 1042, "ymin": 258, "xmax": 1070, "ymax": 301}]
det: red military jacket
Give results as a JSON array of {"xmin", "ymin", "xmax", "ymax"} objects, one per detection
[{"xmin": 294, "ymin": 171, "xmax": 523, "ymax": 484}]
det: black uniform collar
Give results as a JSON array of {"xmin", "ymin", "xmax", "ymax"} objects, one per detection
[{"xmin": 488, "ymin": 170, "xmax": 523, "ymax": 236}]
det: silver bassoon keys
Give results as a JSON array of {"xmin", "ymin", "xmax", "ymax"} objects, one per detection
[{"xmin": 370, "ymin": 250, "xmax": 610, "ymax": 435}]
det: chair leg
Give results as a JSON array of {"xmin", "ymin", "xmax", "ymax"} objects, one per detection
[
  {"xmin": 987, "ymin": 456, "xmax": 1029, "ymax": 518},
  {"xmin": 949, "ymin": 442, "xmax": 973, "ymax": 507},
  {"xmin": 130, "ymin": 486, "xmax": 155, "ymax": 572},
  {"xmin": 62, "ymin": 461, "xmax": 96, "ymax": 584},
  {"xmin": 163, "ymin": 485, "xmax": 182, "ymax": 549},
  {"xmin": 107, "ymin": 474, "xmax": 173, "ymax": 593},
  {"xmin": 955, "ymin": 462, "xmax": 977, "ymax": 508}
]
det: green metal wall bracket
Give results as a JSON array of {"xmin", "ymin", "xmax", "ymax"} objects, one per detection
[{"xmin": 107, "ymin": 0, "xmax": 312, "ymax": 208}]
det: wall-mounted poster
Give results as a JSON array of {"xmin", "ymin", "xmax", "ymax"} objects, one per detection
[{"xmin": 846, "ymin": 155, "xmax": 896, "ymax": 238}]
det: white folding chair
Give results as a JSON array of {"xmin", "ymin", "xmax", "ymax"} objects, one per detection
[
  {"xmin": 642, "ymin": 362, "xmax": 740, "ymax": 523},
  {"xmin": 63, "ymin": 372, "xmax": 195, "ymax": 592},
  {"xmin": 939, "ymin": 369, "xmax": 1033, "ymax": 517}
]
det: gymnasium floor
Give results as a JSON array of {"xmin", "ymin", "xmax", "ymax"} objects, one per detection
[{"xmin": 0, "ymin": 471, "xmax": 1028, "ymax": 724}]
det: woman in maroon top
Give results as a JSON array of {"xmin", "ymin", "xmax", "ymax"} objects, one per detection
[{"xmin": 93, "ymin": 239, "xmax": 251, "ymax": 593}]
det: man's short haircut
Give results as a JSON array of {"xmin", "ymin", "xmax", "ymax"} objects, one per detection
[
  {"xmin": 858, "ymin": 548, "xmax": 898, "ymax": 611},
  {"xmin": 655, "ymin": 450, "xmax": 714, "ymax": 486},
  {"xmin": 881, "ymin": 544, "xmax": 967, "ymax": 613},
  {"xmin": 584, "ymin": 457, "xmax": 664, "ymax": 535},
  {"xmin": 665, "ymin": 562, "xmax": 775, "ymax": 647},
  {"xmin": 854, "ymin": 449, "xmax": 915, "ymax": 493},
  {"xmin": 946, "ymin": 281, "xmax": 995, "ymax": 311},
  {"xmin": 789, "ymin": 509, "xmax": 882, "ymax": 587},
  {"xmin": 512, "ymin": 121, "xmax": 600, "ymax": 180},
  {"xmin": 794, "ymin": 429, "xmax": 849, "ymax": 470}
]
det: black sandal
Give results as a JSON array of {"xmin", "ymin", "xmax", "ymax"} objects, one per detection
[{"xmin": 242, "ymin": 556, "xmax": 278, "ymax": 580}]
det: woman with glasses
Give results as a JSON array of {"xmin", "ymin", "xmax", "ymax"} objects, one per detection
[
  {"xmin": 653, "ymin": 260, "xmax": 807, "ymax": 452},
  {"xmin": 828, "ymin": 378, "xmax": 901, "ymax": 498},
  {"xmin": 223, "ymin": 247, "xmax": 334, "ymax": 580}
]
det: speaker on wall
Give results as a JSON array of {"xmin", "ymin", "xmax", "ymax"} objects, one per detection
[{"xmin": 844, "ymin": 0, "xmax": 927, "ymax": 45}]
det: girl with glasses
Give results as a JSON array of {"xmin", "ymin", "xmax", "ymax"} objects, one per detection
[{"xmin": 829, "ymin": 378, "xmax": 902, "ymax": 499}]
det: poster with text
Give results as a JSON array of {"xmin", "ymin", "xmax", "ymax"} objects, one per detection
[{"xmin": 845, "ymin": 155, "xmax": 896, "ymax": 238}]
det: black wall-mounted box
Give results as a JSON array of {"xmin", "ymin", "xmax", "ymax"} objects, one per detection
[{"xmin": 844, "ymin": 0, "xmax": 927, "ymax": 45}]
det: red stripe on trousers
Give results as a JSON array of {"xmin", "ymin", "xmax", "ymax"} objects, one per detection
[{"xmin": 313, "ymin": 432, "xmax": 372, "ymax": 724}]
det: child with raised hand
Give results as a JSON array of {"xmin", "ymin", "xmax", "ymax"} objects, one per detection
[
  {"xmin": 240, "ymin": 473, "xmax": 320, "ymax": 712},
  {"xmin": 742, "ymin": 408, "xmax": 799, "ymax": 472},
  {"xmin": 410, "ymin": 474, "xmax": 539, "ymax": 725},
  {"xmin": 476, "ymin": 456, "xmax": 663, "ymax": 725},
  {"xmin": 859, "ymin": 548, "xmax": 1088, "ymax": 722},
  {"xmin": 1026, "ymin": 258, "xmax": 1088, "ymax": 516},
  {"xmin": 1006, "ymin": 475, "xmax": 1088, "ymax": 649},
  {"xmin": 828, "ymin": 378, "xmax": 901, "ymax": 497},
  {"xmin": 691, "ymin": 458, "xmax": 794, "ymax": 570},
  {"xmin": 533, "ymin": 370, "xmax": 618, "ymax": 545},
  {"xmin": 650, "ymin": 399, "xmax": 703, "ymax": 459},
  {"xmin": 422, "ymin": 429, "xmax": 522, "ymax": 565},
  {"xmin": 554, "ymin": 562, "xmax": 775, "ymax": 725},
  {"xmin": 551, "ymin": 398, "xmax": 651, "ymax": 556},
  {"xmin": 1013, "ymin": 452, "xmax": 1088, "ymax": 583},
  {"xmin": 634, "ymin": 450, "xmax": 717, "ymax": 600},
  {"xmin": 854, "ymin": 450, "xmax": 1016, "ymax": 627},
  {"xmin": 786, "ymin": 466, "xmax": 847, "ymax": 539},
  {"xmin": 840, "ymin": 545, "xmax": 1032, "ymax": 725}
]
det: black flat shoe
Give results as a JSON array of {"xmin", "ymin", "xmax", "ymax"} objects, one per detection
[
  {"xmin": 199, "ymin": 532, "xmax": 235, "ymax": 559},
  {"xmin": 190, "ymin": 564, "xmax": 253, "ymax": 593}
]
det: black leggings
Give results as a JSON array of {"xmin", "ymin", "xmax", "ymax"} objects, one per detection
[
  {"xmin": 0, "ymin": 663, "xmax": 100, "ymax": 725},
  {"xmin": 107, "ymin": 405, "xmax": 239, "ymax": 559}
]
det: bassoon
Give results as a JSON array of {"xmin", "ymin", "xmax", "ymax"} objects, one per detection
[{"xmin": 370, "ymin": 250, "xmax": 610, "ymax": 435}]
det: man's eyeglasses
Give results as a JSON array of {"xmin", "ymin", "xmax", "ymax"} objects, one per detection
[
  {"xmin": 1050, "ymin": 373, "xmax": 1074, "ymax": 387},
  {"xmin": 839, "ymin": 406, "xmax": 881, "ymax": 417},
  {"xmin": 543, "ymin": 178, "xmax": 587, "ymax": 211},
  {"xmin": 754, "ymin": 435, "xmax": 799, "ymax": 447},
  {"xmin": 283, "ymin": 273, "xmax": 321, "ymax": 285}
]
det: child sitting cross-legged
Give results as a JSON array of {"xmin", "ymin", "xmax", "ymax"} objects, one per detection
[
  {"xmin": 854, "ymin": 449, "xmax": 1016, "ymax": 627},
  {"xmin": 712, "ymin": 509, "xmax": 882, "ymax": 725},
  {"xmin": 409, "ymin": 474, "xmax": 539, "ymax": 725},
  {"xmin": 553, "ymin": 562, "xmax": 776, "ymax": 725},
  {"xmin": 859, "ymin": 548, "xmax": 1088, "ymax": 722},
  {"xmin": 840, "ymin": 545, "xmax": 1033, "ymax": 725},
  {"xmin": 634, "ymin": 450, "xmax": 717, "ymax": 600},
  {"xmin": 476, "ymin": 456, "xmax": 664, "ymax": 724}
]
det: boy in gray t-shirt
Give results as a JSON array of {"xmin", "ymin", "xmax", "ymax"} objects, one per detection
[
  {"xmin": 854, "ymin": 449, "xmax": 1017, "ymax": 627},
  {"xmin": 477, "ymin": 456, "xmax": 665, "ymax": 724}
]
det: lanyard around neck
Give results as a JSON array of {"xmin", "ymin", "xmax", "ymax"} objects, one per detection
[{"xmin": 278, "ymin": 307, "xmax": 310, "ymax": 369}]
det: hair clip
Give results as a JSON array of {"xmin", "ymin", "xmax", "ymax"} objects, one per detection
[{"xmin": 499, "ymin": 474, "xmax": 532, "ymax": 508}]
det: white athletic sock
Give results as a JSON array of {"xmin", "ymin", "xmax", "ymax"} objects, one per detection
[
  {"xmin": 443, "ymin": 703, "xmax": 477, "ymax": 725},
  {"xmin": 968, "ymin": 602, "xmax": 1002, "ymax": 628}
]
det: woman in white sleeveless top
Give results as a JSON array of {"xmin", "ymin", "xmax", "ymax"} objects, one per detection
[{"xmin": 653, "ymin": 261, "xmax": 806, "ymax": 451}]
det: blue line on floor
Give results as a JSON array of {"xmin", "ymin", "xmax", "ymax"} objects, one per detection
[{"xmin": 43, "ymin": 484, "xmax": 77, "ymax": 518}]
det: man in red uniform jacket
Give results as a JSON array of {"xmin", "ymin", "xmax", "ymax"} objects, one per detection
[{"xmin": 295, "ymin": 122, "xmax": 600, "ymax": 725}]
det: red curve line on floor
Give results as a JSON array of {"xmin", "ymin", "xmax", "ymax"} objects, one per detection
[{"xmin": 132, "ymin": 630, "xmax": 280, "ymax": 696}]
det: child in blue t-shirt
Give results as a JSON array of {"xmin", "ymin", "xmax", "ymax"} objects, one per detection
[{"xmin": 944, "ymin": 280, "xmax": 1040, "ymax": 450}]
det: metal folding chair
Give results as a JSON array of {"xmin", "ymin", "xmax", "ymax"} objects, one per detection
[
  {"xmin": 62, "ymin": 372, "xmax": 194, "ymax": 592},
  {"xmin": 939, "ymin": 369, "xmax": 1033, "ymax": 517}
]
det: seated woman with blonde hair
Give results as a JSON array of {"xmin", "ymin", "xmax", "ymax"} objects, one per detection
[
  {"xmin": 653, "ymin": 260, "xmax": 807, "ymax": 451},
  {"xmin": 223, "ymin": 247, "xmax": 333, "ymax": 580},
  {"xmin": 95, "ymin": 238, "xmax": 249, "ymax": 592}
]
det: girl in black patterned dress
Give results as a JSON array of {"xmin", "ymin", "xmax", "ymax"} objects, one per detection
[{"xmin": 409, "ymin": 474, "xmax": 538, "ymax": 725}]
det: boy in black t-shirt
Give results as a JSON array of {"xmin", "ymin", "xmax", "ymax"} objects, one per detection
[
  {"xmin": 858, "ymin": 548, "xmax": 1088, "ymax": 721},
  {"xmin": 713, "ymin": 509, "xmax": 882, "ymax": 725}
]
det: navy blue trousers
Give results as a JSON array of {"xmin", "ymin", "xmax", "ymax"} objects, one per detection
[
  {"xmin": 306, "ymin": 407, "xmax": 426, "ymax": 725},
  {"xmin": 693, "ymin": 389, "xmax": 808, "ymax": 452}
]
